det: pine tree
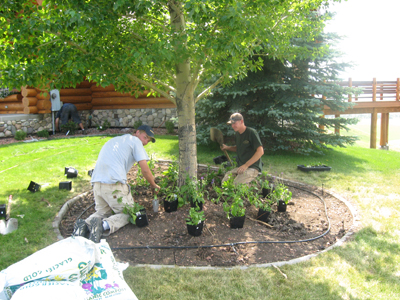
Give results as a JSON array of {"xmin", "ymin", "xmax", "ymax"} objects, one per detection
[{"xmin": 196, "ymin": 33, "xmax": 358, "ymax": 155}]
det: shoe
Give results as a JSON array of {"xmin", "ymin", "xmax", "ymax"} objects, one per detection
[
  {"xmin": 88, "ymin": 217, "xmax": 103, "ymax": 243},
  {"xmin": 72, "ymin": 219, "xmax": 89, "ymax": 238}
]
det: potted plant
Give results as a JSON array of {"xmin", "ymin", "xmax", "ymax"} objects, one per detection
[
  {"xmin": 222, "ymin": 181, "xmax": 249, "ymax": 229},
  {"xmin": 269, "ymin": 182, "xmax": 292, "ymax": 212},
  {"xmin": 297, "ymin": 162, "xmax": 331, "ymax": 172},
  {"xmin": 122, "ymin": 202, "xmax": 149, "ymax": 227},
  {"xmin": 186, "ymin": 207, "xmax": 206, "ymax": 236},
  {"xmin": 179, "ymin": 174, "xmax": 207, "ymax": 210},
  {"xmin": 255, "ymin": 198, "xmax": 274, "ymax": 222},
  {"xmin": 258, "ymin": 171, "xmax": 273, "ymax": 198},
  {"xmin": 163, "ymin": 186, "xmax": 179, "ymax": 212}
]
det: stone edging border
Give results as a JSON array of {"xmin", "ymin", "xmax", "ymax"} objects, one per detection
[{"xmin": 53, "ymin": 160, "xmax": 360, "ymax": 270}]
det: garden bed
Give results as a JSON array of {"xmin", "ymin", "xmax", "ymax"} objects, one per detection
[{"xmin": 59, "ymin": 163, "xmax": 353, "ymax": 267}]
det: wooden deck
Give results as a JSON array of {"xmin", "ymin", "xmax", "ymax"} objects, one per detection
[{"xmin": 323, "ymin": 78, "xmax": 400, "ymax": 148}]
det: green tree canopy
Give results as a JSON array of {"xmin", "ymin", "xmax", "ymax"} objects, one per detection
[{"xmin": 0, "ymin": 0, "xmax": 339, "ymax": 179}]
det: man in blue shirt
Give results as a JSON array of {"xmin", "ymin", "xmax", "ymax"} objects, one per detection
[{"xmin": 72, "ymin": 125, "xmax": 160, "ymax": 243}]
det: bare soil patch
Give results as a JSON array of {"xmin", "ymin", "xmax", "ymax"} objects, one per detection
[{"xmin": 59, "ymin": 163, "xmax": 353, "ymax": 267}]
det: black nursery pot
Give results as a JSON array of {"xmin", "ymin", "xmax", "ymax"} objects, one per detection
[
  {"xmin": 135, "ymin": 209, "xmax": 149, "ymax": 227},
  {"xmin": 261, "ymin": 187, "xmax": 272, "ymax": 198},
  {"xmin": 229, "ymin": 215, "xmax": 245, "ymax": 229},
  {"xmin": 164, "ymin": 198, "xmax": 178, "ymax": 213},
  {"xmin": 187, "ymin": 221, "xmax": 204, "ymax": 237},
  {"xmin": 278, "ymin": 200, "xmax": 287, "ymax": 212},
  {"xmin": 257, "ymin": 209, "xmax": 270, "ymax": 222}
]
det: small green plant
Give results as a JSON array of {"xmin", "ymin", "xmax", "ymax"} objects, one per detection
[
  {"xmin": 269, "ymin": 181, "xmax": 292, "ymax": 205},
  {"xmin": 97, "ymin": 119, "xmax": 110, "ymax": 131},
  {"xmin": 306, "ymin": 162, "xmax": 324, "ymax": 167},
  {"xmin": 179, "ymin": 173, "xmax": 208, "ymax": 207},
  {"xmin": 14, "ymin": 130, "xmax": 27, "ymax": 140},
  {"xmin": 165, "ymin": 120, "xmax": 175, "ymax": 134},
  {"xmin": 122, "ymin": 201, "xmax": 145, "ymax": 225},
  {"xmin": 186, "ymin": 207, "xmax": 205, "ymax": 225},
  {"xmin": 61, "ymin": 120, "xmax": 77, "ymax": 135},
  {"xmin": 37, "ymin": 129, "xmax": 49, "ymax": 138},
  {"xmin": 255, "ymin": 197, "xmax": 274, "ymax": 212},
  {"xmin": 134, "ymin": 120, "xmax": 143, "ymax": 129},
  {"xmin": 259, "ymin": 171, "xmax": 271, "ymax": 190}
]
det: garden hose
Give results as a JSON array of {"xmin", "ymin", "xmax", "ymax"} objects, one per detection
[{"xmin": 110, "ymin": 184, "xmax": 331, "ymax": 251}]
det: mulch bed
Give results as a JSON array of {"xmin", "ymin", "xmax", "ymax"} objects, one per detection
[{"xmin": 59, "ymin": 163, "xmax": 354, "ymax": 267}]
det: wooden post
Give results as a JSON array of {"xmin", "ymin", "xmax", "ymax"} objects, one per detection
[
  {"xmin": 370, "ymin": 108, "xmax": 377, "ymax": 149},
  {"xmin": 396, "ymin": 78, "xmax": 399, "ymax": 101},
  {"xmin": 348, "ymin": 78, "xmax": 352, "ymax": 102},
  {"xmin": 335, "ymin": 114, "xmax": 340, "ymax": 135},
  {"xmin": 372, "ymin": 78, "xmax": 377, "ymax": 102},
  {"xmin": 380, "ymin": 113, "xmax": 389, "ymax": 147}
]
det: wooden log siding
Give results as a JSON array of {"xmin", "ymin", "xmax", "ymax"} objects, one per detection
[
  {"xmin": 21, "ymin": 88, "xmax": 37, "ymax": 97},
  {"xmin": 0, "ymin": 94, "xmax": 23, "ymax": 102},
  {"xmin": 60, "ymin": 88, "xmax": 92, "ymax": 96},
  {"xmin": 36, "ymin": 99, "xmax": 51, "ymax": 110},
  {"xmin": 22, "ymin": 97, "xmax": 38, "ymax": 106},
  {"xmin": 0, "ymin": 102, "xmax": 24, "ymax": 111},
  {"xmin": 60, "ymin": 95, "xmax": 92, "ymax": 103},
  {"xmin": 0, "ymin": 82, "xmax": 174, "ymax": 115},
  {"xmin": 23, "ymin": 106, "xmax": 39, "ymax": 114}
]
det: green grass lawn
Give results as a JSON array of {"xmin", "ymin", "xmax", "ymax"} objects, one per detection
[{"xmin": 1, "ymin": 133, "xmax": 399, "ymax": 299}]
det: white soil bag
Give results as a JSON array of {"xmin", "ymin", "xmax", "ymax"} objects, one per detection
[
  {"xmin": 0, "ymin": 236, "xmax": 97, "ymax": 300},
  {"xmin": 81, "ymin": 239, "xmax": 138, "ymax": 300},
  {"xmin": 10, "ymin": 281, "xmax": 87, "ymax": 300}
]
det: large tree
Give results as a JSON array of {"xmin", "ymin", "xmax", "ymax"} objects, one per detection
[
  {"xmin": 0, "ymin": 0, "xmax": 338, "ymax": 180},
  {"xmin": 196, "ymin": 33, "xmax": 358, "ymax": 155}
]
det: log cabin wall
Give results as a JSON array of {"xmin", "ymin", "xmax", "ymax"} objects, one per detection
[{"xmin": 0, "ymin": 81, "xmax": 177, "ymax": 137}]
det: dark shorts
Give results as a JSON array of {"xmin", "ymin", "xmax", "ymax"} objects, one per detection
[{"xmin": 60, "ymin": 104, "xmax": 81, "ymax": 125}]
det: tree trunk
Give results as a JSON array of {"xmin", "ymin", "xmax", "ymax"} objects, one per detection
[
  {"xmin": 170, "ymin": 1, "xmax": 197, "ymax": 184},
  {"xmin": 176, "ymin": 79, "xmax": 197, "ymax": 185}
]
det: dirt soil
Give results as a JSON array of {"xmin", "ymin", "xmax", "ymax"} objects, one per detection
[{"xmin": 59, "ymin": 163, "xmax": 354, "ymax": 267}]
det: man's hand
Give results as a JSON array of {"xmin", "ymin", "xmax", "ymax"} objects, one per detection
[
  {"xmin": 152, "ymin": 185, "xmax": 160, "ymax": 194},
  {"xmin": 237, "ymin": 164, "xmax": 248, "ymax": 174}
]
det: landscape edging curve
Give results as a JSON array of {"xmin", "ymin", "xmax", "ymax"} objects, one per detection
[{"xmin": 53, "ymin": 160, "xmax": 359, "ymax": 269}]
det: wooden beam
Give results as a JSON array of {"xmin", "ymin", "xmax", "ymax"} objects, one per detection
[
  {"xmin": 91, "ymin": 91, "xmax": 150, "ymax": 98},
  {"xmin": 60, "ymin": 88, "xmax": 92, "ymax": 96},
  {"xmin": 92, "ymin": 103, "xmax": 177, "ymax": 110},
  {"xmin": 23, "ymin": 106, "xmax": 39, "ymax": 114},
  {"xmin": 74, "ymin": 103, "xmax": 93, "ymax": 111},
  {"xmin": 380, "ymin": 113, "xmax": 389, "ymax": 147},
  {"xmin": 0, "ymin": 94, "xmax": 22, "ymax": 102},
  {"xmin": 335, "ymin": 114, "xmax": 340, "ymax": 135},
  {"xmin": 22, "ymin": 97, "xmax": 38, "ymax": 106},
  {"xmin": 91, "ymin": 97, "xmax": 173, "ymax": 106},
  {"xmin": 323, "ymin": 101, "xmax": 400, "ymax": 115},
  {"xmin": 370, "ymin": 109, "xmax": 377, "ymax": 149},
  {"xmin": 60, "ymin": 96, "xmax": 92, "ymax": 103},
  {"xmin": 21, "ymin": 87, "xmax": 37, "ymax": 97},
  {"xmin": 0, "ymin": 103, "xmax": 24, "ymax": 111}
]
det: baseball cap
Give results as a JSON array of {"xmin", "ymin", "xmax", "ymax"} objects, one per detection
[
  {"xmin": 227, "ymin": 113, "xmax": 243, "ymax": 124},
  {"xmin": 138, "ymin": 125, "xmax": 156, "ymax": 143}
]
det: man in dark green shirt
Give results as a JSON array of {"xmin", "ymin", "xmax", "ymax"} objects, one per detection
[{"xmin": 221, "ymin": 113, "xmax": 264, "ymax": 185}]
